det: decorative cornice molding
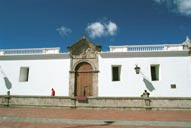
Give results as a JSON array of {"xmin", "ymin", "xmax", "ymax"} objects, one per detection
[
  {"xmin": 99, "ymin": 51, "xmax": 190, "ymax": 58},
  {"xmin": 0, "ymin": 54, "xmax": 70, "ymax": 60}
]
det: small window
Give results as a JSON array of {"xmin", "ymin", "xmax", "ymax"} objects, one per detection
[
  {"xmin": 112, "ymin": 66, "xmax": 121, "ymax": 81},
  {"xmin": 171, "ymin": 84, "xmax": 176, "ymax": 89},
  {"xmin": 19, "ymin": 67, "xmax": 29, "ymax": 82},
  {"xmin": 150, "ymin": 65, "xmax": 159, "ymax": 81}
]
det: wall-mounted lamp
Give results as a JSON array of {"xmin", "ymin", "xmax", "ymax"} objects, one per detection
[{"xmin": 134, "ymin": 65, "xmax": 140, "ymax": 74}]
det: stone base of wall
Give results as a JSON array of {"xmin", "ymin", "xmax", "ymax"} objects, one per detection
[{"xmin": 0, "ymin": 96, "xmax": 191, "ymax": 110}]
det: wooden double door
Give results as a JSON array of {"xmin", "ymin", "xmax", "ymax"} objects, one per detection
[{"xmin": 75, "ymin": 62, "xmax": 93, "ymax": 96}]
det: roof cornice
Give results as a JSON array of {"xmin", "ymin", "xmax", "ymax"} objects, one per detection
[
  {"xmin": 0, "ymin": 53, "xmax": 70, "ymax": 60},
  {"xmin": 99, "ymin": 51, "xmax": 190, "ymax": 58}
]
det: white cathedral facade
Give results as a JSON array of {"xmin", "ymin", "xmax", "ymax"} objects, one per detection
[{"xmin": 0, "ymin": 37, "xmax": 191, "ymax": 98}]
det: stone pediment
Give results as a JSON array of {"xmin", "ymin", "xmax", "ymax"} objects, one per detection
[{"xmin": 67, "ymin": 37, "xmax": 101, "ymax": 59}]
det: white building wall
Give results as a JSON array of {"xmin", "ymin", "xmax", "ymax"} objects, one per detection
[
  {"xmin": 0, "ymin": 52, "xmax": 190, "ymax": 97},
  {"xmin": 0, "ymin": 57, "xmax": 70, "ymax": 96},
  {"xmin": 98, "ymin": 55, "xmax": 191, "ymax": 97}
]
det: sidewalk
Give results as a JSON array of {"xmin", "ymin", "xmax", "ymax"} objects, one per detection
[{"xmin": 0, "ymin": 107, "xmax": 191, "ymax": 128}]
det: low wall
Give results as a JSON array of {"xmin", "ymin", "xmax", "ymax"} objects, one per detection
[{"xmin": 0, "ymin": 95, "xmax": 191, "ymax": 110}]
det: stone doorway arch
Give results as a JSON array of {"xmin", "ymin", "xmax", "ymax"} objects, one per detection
[
  {"xmin": 75, "ymin": 62, "xmax": 93, "ymax": 96},
  {"xmin": 68, "ymin": 37, "xmax": 101, "ymax": 97}
]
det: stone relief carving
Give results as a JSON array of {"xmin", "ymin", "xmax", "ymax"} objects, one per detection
[
  {"xmin": 71, "ymin": 48, "xmax": 97, "ymax": 59},
  {"xmin": 67, "ymin": 37, "xmax": 101, "ymax": 59},
  {"xmin": 81, "ymin": 48, "xmax": 96, "ymax": 58}
]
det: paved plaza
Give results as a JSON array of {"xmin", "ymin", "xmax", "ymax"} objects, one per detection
[{"xmin": 0, "ymin": 107, "xmax": 191, "ymax": 128}]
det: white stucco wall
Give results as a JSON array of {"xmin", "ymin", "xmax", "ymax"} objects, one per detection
[
  {"xmin": 0, "ymin": 55, "xmax": 70, "ymax": 96},
  {"xmin": 0, "ymin": 52, "xmax": 190, "ymax": 97},
  {"xmin": 98, "ymin": 54, "xmax": 191, "ymax": 97}
]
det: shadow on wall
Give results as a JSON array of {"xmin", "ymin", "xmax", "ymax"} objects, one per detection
[
  {"xmin": 0, "ymin": 66, "xmax": 12, "ymax": 90},
  {"xmin": 143, "ymin": 78, "xmax": 155, "ymax": 92},
  {"xmin": 4, "ymin": 77, "xmax": 12, "ymax": 90},
  {"xmin": 140, "ymin": 72, "xmax": 155, "ymax": 92}
]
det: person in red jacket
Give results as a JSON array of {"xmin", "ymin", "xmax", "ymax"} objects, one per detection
[{"xmin": 51, "ymin": 88, "xmax": 55, "ymax": 96}]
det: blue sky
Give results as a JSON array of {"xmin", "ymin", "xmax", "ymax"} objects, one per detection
[{"xmin": 0, "ymin": 0, "xmax": 191, "ymax": 51}]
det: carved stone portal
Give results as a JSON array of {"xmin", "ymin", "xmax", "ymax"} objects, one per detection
[{"xmin": 67, "ymin": 37, "xmax": 101, "ymax": 97}]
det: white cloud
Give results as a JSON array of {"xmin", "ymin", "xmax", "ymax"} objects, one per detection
[
  {"xmin": 106, "ymin": 21, "xmax": 118, "ymax": 36},
  {"xmin": 153, "ymin": 0, "xmax": 191, "ymax": 16},
  {"xmin": 86, "ymin": 20, "xmax": 118, "ymax": 38},
  {"xmin": 176, "ymin": 0, "xmax": 191, "ymax": 16},
  {"xmin": 86, "ymin": 22, "xmax": 105, "ymax": 38},
  {"xmin": 153, "ymin": 0, "xmax": 165, "ymax": 3},
  {"xmin": 56, "ymin": 26, "xmax": 72, "ymax": 37}
]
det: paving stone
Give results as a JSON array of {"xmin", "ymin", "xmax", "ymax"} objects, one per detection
[{"xmin": 0, "ymin": 107, "xmax": 191, "ymax": 128}]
